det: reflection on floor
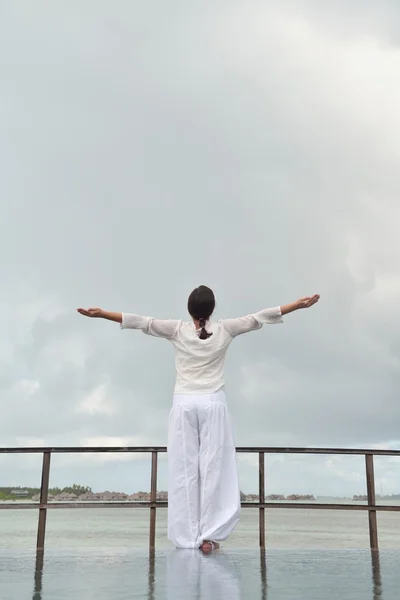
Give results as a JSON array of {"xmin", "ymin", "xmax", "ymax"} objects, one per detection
[{"xmin": 29, "ymin": 546, "xmax": 385, "ymax": 600}]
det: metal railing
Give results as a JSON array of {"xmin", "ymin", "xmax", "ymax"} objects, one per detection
[{"xmin": 1, "ymin": 446, "xmax": 399, "ymax": 551}]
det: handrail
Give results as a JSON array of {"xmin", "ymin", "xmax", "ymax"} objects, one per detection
[
  {"xmin": 1, "ymin": 445, "xmax": 399, "ymax": 551},
  {"xmin": 0, "ymin": 446, "xmax": 399, "ymax": 455}
]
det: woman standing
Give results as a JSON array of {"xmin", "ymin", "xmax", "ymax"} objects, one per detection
[{"xmin": 78, "ymin": 286, "xmax": 319, "ymax": 552}]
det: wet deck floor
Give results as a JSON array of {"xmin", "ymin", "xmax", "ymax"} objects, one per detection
[{"xmin": 0, "ymin": 547, "xmax": 396, "ymax": 599}]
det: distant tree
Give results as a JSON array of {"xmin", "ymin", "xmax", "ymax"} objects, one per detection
[{"xmin": 61, "ymin": 484, "xmax": 92, "ymax": 496}]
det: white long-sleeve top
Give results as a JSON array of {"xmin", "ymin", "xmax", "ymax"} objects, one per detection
[{"xmin": 121, "ymin": 307, "xmax": 283, "ymax": 394}]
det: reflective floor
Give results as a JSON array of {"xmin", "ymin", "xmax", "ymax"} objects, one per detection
[{"xmin": 0, "ymin": 547, "xmax": 397, "ymax": 599}]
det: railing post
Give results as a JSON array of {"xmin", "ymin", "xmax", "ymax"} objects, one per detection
[
  {"xmin": 365, "ymin": 454, "xmax": 378, "ymax": 550},
  {"xmin": 36, "ymin": 452, "xmax": 51, "ymax": 551},
  {"xmin": 259, "ymin": 452, "xmax": 265, "ymax": 548},
  {"xmin": 149, "ymin": 451, "xmax": 158, "ymax": 550}
]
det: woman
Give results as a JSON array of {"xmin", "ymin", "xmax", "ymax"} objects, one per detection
[{"xmin": 78, "ymin": 286, "xmax": 319, "ymax": 553}]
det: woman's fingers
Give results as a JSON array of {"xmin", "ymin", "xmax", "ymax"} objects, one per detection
[
  {"xmin": 308, "ymin": 294, "xmax": 320, "ymax": 307},
  {"xmin": 77, "ymin": 307, "xmax": 102, "ymax": 318}
]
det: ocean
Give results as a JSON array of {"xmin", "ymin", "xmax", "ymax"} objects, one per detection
[{"xmin": 1, "ymin": 505, "xmax": 399, "ymax": 598}]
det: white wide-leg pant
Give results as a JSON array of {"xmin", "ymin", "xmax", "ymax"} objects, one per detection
[{"xmin": 167, "ymin": 388, "xmax": 241, "ymax": 549}]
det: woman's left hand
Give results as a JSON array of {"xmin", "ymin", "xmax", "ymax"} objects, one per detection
[{"xmin": 296, "ymin": 295, "xmax": 320, "ymax": 309}]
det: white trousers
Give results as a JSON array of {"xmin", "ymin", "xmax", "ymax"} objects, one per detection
[{"xmin": 167, "ymin": 389, "xmax": 241, "ymax": 549}]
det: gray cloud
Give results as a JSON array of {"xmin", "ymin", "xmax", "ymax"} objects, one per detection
[{"xmin": 1, "ymin": 1, "xmax": 400, "ymax": 496}]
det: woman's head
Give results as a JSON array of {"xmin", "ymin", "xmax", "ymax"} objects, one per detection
[{"xmin": 187, "ymin": 285, "xmax": 215, "ymax": 340}]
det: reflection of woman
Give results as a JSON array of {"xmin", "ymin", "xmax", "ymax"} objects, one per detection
[
  {"xmin": 166, "ymin": 550, "xmax": 242, "ymax": 600},
  {"xmin": 78, "ymin": 286, "xmax": 319, "ymax": 552}
]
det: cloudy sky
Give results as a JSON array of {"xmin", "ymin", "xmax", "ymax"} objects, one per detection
[{"xmin": 1, "ymin": 0, "xmax": 400, "ymax": 498}]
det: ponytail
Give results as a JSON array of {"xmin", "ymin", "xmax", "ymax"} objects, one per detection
[{"xmin": 198, "ymin": 318, "xmax": 213, "ymax": 340}]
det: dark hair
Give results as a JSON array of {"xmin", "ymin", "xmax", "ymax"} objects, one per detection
[{"xmin": 188, "ymin": 285, "xmax": 215, "ymax": 340}]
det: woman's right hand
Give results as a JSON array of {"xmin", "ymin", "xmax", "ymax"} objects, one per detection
[{"xmin": 77, "ymin": 308, "xmax": 104, "ymax": 318}]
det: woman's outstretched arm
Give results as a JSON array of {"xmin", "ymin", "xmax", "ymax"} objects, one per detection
[
  {"xmin": 280, "ymin": 294, "xmax": 320, "ymax": 315},
  {"xmin": 222, "ymin": 294, "xmax": 320, "ymax": 337},
  {"xmin": 77, "ymin": 307, "xmax": 180, "ymax": 339},
  {"xmin": 77, "ymin": 308, "xmax": 122, "ymax": 322}
]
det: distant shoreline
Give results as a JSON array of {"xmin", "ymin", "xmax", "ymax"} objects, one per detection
[
  {"xmin": 2, "ymin": 494, "xmax": 399, "ymax": 503},
  {"xmin": 2, "ymin": 487, "xmax": 399, "ymax": 503}
]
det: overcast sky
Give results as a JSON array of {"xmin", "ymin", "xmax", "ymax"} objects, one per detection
[{"xmin": 1, "ymin": 1, "xmax": 400, "ymax": 498}]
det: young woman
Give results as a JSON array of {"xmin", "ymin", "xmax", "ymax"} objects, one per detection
[{"xmin": 78, "ymin": 286, "xmax": 319, "ymax": 553}]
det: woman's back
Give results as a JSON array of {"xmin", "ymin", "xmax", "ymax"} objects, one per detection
[
  {"xmin": 171, "ymin": 320, "xmax": 234, "ymax": 395},
  {"xmin": 120, "ymin": 306, "xmax": 284, "ymax": 394}
]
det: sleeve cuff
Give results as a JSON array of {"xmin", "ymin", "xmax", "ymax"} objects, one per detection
[
  {"xmin": 120, "ymin": 313, "xmax": 148, "ymax": 330},
  {"xmin": 253, "ymin": 306, "xmax": 283, "ymax": 325}
]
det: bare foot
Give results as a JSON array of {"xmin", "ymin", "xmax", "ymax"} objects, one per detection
[{"xmin": 200, "ymin": 541, "xmax": 220, "ymax": 554}]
